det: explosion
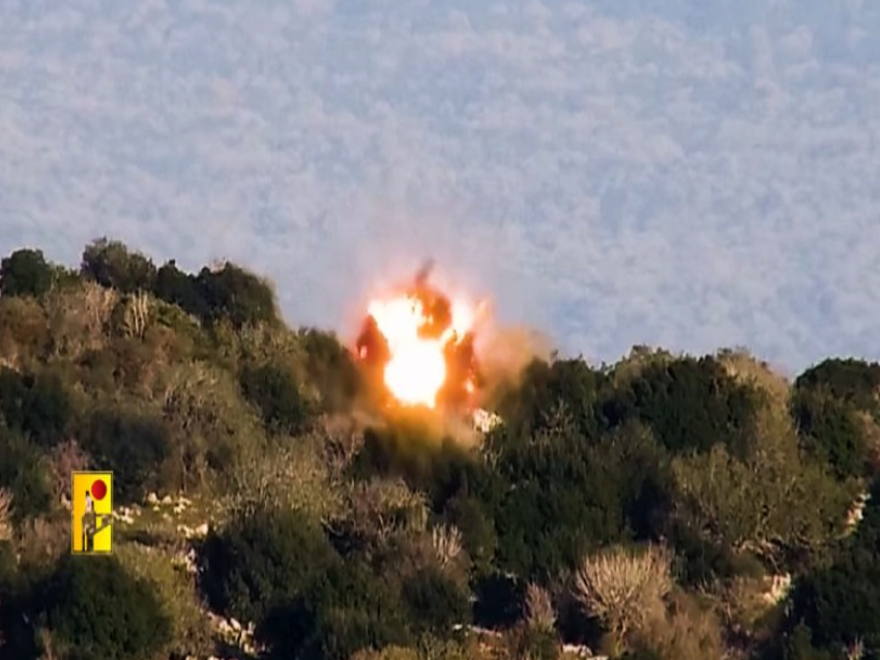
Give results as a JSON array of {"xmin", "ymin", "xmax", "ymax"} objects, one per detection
[{"xmin": 356, "ymin": 262, "xmax": 481, "ymax": 410}]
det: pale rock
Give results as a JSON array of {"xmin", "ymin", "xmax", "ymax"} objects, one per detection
[
  {"xmin": 146, "ymin": 492, "xmax": 158, "ymax": 505},
  {"xmin": 161, "ymin": 494, "xmax": 173, "ymax": 505},
  {"xmin": 194, "ymin": 522, "xmax": 209, "ymax": 537}
]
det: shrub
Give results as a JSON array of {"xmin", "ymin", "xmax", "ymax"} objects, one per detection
[
  {"xmin": 240, "ymin": 362, "xmax": 309, "ymax": 435},
  {"xmin": 488, "ymin": 422, "xmax": 671, "ymax": 582},
  {"xmin": 259, "ymin": 558, "xmax": 413, "ymax": 660},
  {"xmin": 199, "ymin": 504, "xmax": 337, "ymax": 624},
  {"xmin": 504, "ymin": 623, "xmax": 559, "ymax": 660},
  {"xmin": 0, "ymin": 489, "xmax": 11, "ymax": 543},
  {"xmin": 0, "ymin": 296, "xmax": 50, "ymax": 369},
  {"xmin": 44, "ymin": 280, "xmax": 117, "ymax": 360},
  {"xmin": 0, "ymin": 249, "xmax": 54, "ymax": 298},
  {"xmin": 79, "ymin": 406, "xmax": 171, "ymax": 502},
  {"xmin": 116, "ymin": 544, "xmax": 212, "ymax": 658},
  {"xmin": 636, "ymin": 590, "xmax": 726, "ymax": 660},
  {"xmin": 299, "ymin": 328, "xmax": 363, "ymax": 413},
  {"xmin": 573, "ymin": 544, "xmax": 672, "ymax": 656},
  {"xmin": 401, "ymin": 565, "xmax": 471, "ymax": 636},
  {"xmin": 40, "ymin": 554, "xmax": 171, "ymax": 660},
  {"xmin": 524, "ymin": 583, "xmax": 557, "ymax": 633},
  {"xmin": 495, "ymin": 357, "xmax": 604, "ymax": 439},
  {"xmin": 0, "ymin": 429, "xmax": 51, "ymax": 521},
  {"xmin": 0, "ymin": 367, "xmax": 71, "ymax": 448}
]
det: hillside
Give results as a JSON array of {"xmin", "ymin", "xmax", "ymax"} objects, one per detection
[{"xmin": 1, "ymin": 239, "xmax": 879, "ymax": 660}]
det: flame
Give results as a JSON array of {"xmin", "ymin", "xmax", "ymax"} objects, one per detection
[{"xmin": 356, "ymin": 269, "xmax": 481, "ymax": 409}]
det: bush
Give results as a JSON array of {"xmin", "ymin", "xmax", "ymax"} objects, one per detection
[
  {"xmin": 488, "ymin": 422, "xmax": 671, "ymax": 582},
  {"xmin": 79, "ymin": 406, "xmax": 171, "ymax": 502},
  {"xmin": 0, "ymin": 367, "xmax": 71, "ymax": 448},
  {"xmin": 299, "ymin": 328, "xmax": 364, "ymax": 413},
  {"xmin": 573, "ymin": 544, "xmax": 672, "ymax": 656},
  {"xmin": 401, "ymin": 565, "xmax": 471, "ymax": 636},
  {"xmin": 41, "ymin": 554, "xmax": 171, "ymax": 660},
  {"xmin": 199, "ymin": 504, "xmax": 337, "ymax": 624},
  {"xmin": 0, "ymin": 429, "xmax": 51, "ymax": 521},
  {"xmin": 259, "ymin": 558, "xmax": 413, "ymax": 660},
  {"xmin": 0, "ymin": 296, "xmax": 51, "ymax": 368},
  {"xmin": 240, "ymin": 362, "xmax": 309, "ymax": 435},
  {"xmin": 0, "ymin": 249, "xmax": 54, "ymax": 298},
  {"xmin": 116, "ymin": 544, "xmax": 212, "ymax": 658}
]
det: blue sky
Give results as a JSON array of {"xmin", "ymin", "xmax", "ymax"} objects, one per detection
[{"xmin": 1, "ymin": 0, "xmax": 879, "ymax": 376}]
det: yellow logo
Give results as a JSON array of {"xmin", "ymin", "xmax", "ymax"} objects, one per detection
[{"xmin": 71, "ymin": 471, "xmax": 113, "ymax": 554}]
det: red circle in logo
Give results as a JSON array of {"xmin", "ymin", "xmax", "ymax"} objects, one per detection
[{"xmin": 91, "ymin": 479, "xmax": 107, "ymax": 501}]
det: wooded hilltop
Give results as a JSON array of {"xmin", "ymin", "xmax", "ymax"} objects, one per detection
[{"xmin": 0, "ymin": 239, "xmax": 879, "ymax": 660}]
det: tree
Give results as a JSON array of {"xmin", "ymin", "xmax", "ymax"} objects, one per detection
[
  {"xmin": 196, "ymin": 262, "xmax": 278, "ymax": 328},
  {"xmin": 792, "ymin": 388, "xmax": 869, "ymax": 480},
  {"xmin": 671, "ymin": 442, "xmax": 854, "ymax": 571},
  {"xmin": 0, "ymin": 249, "xmax": 54, "ymax": 298},
  {"xmin": 153, "ymin": 260, "xmax": 210, "ymax": 320},
  {"xmin": 795, "ymin": 358, "xmax": 880, "ymax": 415},
  {"xmin": 599, "ymin": 356, "xmax": 759, "ymax": 457},
  {"xmin": 81, "ymin": 238, "xmax": 157, "ymax": 293}
]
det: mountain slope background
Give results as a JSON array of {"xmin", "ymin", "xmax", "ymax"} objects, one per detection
[{"xmin": 1, "ymin": 240, "xmax": 880, "ymax": 660}]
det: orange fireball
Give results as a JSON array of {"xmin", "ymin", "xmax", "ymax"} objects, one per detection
[{"xmin": 356, "ymin": 267, "xmax": 481, "ymax": 410}]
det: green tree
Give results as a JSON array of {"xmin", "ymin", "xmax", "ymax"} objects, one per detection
[
  {"xmin": 80, "ymin": 238, "xmax": 157, "ymax": 294},
  {"xmin": 153, "ymin": 260, "xmax": 210, "ymax": 320},
  {"xmin": 792, "ymin": 388, "xmax": 869, "ymax": 480},
  {"xmin": 599, "ymin": 356, "xmax": 759, "ymax": 457},
  {"xmin": 796, "ymin": 358, "xmax": 880, "ymax": 415},
  {"xmin": 196, "ymin": 262, "xmax": 277, "ymax": 328},
  {"xmin": 0, "ymin": 249, "xmax": 54, "ymax": 298}
]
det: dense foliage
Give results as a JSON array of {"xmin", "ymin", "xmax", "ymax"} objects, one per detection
[{"xmin": 0, "ymin": 240, "xmax": 878, "ymax": 660}]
